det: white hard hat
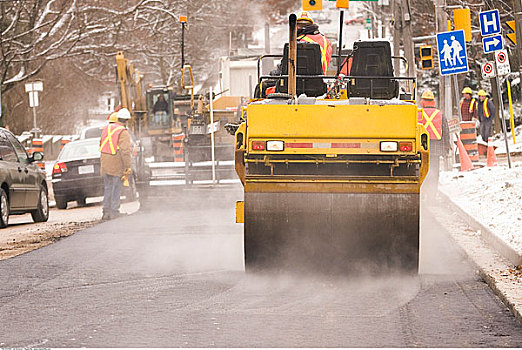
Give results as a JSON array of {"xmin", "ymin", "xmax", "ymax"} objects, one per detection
[{"xmin": 117, "ymin": 108, "xmax": 131, "ymax": 120}]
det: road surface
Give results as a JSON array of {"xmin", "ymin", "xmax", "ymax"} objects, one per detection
[{"xmin": 0, "ymin": 186, "xmax": 521, "ymax": 347}]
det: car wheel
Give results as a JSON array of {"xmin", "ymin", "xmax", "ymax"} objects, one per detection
[
  {"xmin": 77, "ymin": 197, "xmax": 86, "ymax": 206},
  {"xmin": 55, "ymin": 197, "xmax": 68, "ymax": 210},
  {"xmin": 0, "ymin": 188, "xmax": 9, "ymax": 228},
  {"xmin": 31, "ymin": 185, "xmax": 49, "ymax": 222}
]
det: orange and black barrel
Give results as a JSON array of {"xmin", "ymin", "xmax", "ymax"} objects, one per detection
[
  {"xmin": 172, "ymin": 134, "xmax": 185, "ymax": 162},
  {"xmin": 460, "ymin": 121, "xmax": 479, "ymax": 162},
  {"xmin": 61, "ymin": 138, "xmax": 70, "ymax": 150}
]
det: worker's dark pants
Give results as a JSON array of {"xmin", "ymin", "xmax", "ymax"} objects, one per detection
[
  {"xmin": 479, "ymin": 120, "xmax": 493, "ymax": 142},
  {"xmin": 423, "ymin": 139, "xmax": 442, "ymax": 198},
  {"xmin": 103, "ymin": 174, "xmax": 121, "ymax": 214}
]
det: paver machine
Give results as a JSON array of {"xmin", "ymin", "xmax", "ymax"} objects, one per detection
[{"xmin": 233, "ymin": 14, "xmax": 429, "ymax": 274}]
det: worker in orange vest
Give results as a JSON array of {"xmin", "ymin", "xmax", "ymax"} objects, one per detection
[
  {"xmin": 264, "ymin": 12, "xmax": 333, "ymax": 96},
  {"xmin": 296, "ymin": 12, "xmax": 332, "ymax": 74},
  {"xmin": 418, "ymin": 90, "xmax": 443, "ymax": 197},
  {"xmin": 99, "ymin": 108, "xmax": 132, "ymax": 220}
]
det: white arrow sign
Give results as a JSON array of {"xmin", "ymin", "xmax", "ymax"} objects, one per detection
[{"xmin": 485, "ymin": 37, "xmax": 500, "ymax": 51}]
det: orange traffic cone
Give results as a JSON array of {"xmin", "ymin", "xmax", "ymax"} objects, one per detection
[
  {"xmin": 486, "ymin": 137, "xmax": 498, "ymax": 167},
  {"xmin": 457, "ymin": 137, "xmax": 475, "ymax": 171}
]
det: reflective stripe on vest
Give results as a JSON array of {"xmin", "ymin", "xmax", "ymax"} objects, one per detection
[
  {"xmin": 298, "ymin": 34, "xmax": 331, "ymax": 73},
  {"xmin": 420, "ymin": 108, "xmax": 442, "ymax": 140},
  {"xmin": 460, "ymin": 98, "xmax": 476, "ymax": 113},
  {"xmin": 483, "ymin": 98, "xmax": 491, "ymax": 118},
  {"xmin": 99, "ymin": 124, "xmax": 125, "ymax": 155}
]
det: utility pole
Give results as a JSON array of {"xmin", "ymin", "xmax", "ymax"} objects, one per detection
[
  {"xmin": 434, "ymin": 0, "xmax": 454, "ymax": 168},
  {"xmin": 401, "ymin": 0, "xmax": 416, "ymax": 80},
  {"xmin": 513, "ymin": 0, "xmax": 522, "ymax": 70},
  {"xmin": 392, "ymin": 0, "xmax": 402, "ymax": 76}
]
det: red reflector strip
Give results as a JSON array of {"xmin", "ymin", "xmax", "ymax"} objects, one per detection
[
  {"xmin": 331, "ymin": 143, "xmax": 361, "ymax": 148},
  {"xmin": 286, "ymin": 143, "xmax": 314, "ymax": 148}
]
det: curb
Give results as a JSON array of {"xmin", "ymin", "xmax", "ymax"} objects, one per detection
[
  {"xmin": 438, "ymin": 189, "xmax": 522, "ymax": 325},
  {"xmin": 438, "ymin": 190, "xmax": 522, "ymax": 266}
]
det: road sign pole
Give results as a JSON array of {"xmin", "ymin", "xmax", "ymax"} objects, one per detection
[
  {"xmin": 494, "ymin": 60, "xmax": 512, "ymax": 168},
  {"xmin": 452, "ymin": 75, "xmax": 462, "ymax": 122}
]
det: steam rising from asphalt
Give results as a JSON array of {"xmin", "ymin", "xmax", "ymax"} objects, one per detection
[{"xmin": 92, "ymin": 184, "xmax": 472, "ymax": 285}]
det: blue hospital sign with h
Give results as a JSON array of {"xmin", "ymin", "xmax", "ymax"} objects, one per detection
[
  {"xmin": 436, "ymin": 30, "xmax": 469, "ymax": 76},
  {"xmin": 479, "ymin": 10, "xmax": 501, "ymax": 37}
]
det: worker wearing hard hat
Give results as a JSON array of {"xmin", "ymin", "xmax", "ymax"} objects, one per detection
[
  {"xmin": 296, "ymin": 11, "xmax": 333, "ymax": 74},
  {"xmin": 460, "ymin": 87, "xmax": 478, "ymax": 121},
  {"xmin": 477, "ymin": 89, "xmax": 496, "ymax": 142},
  {"xmin": 418, "ymin": 90, "xmax": 444, "ymax": 196},
  {"xmin": 99, "ymin": 108, "xmax": 132, "ymax": 220}
]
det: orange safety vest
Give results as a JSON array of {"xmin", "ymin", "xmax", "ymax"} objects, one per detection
[
  {"xmin": 418, "ymin": 108, "xmax": 442, "ymax": 140},
  {"xmin": 99, "ymin": 123, "xmax": 126, "ymax": 155},
  {"xmin": 482, "ymin": 98, "xmax": 491, "ymax": 118},
  {"xmin": 298, "ymin": 33, "xmax": 333, "ymax": 74}
]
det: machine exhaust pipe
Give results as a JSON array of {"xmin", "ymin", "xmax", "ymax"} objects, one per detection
[{"xmin": 288, "ymin": 14, "xmax": 297, "ymax": 98}]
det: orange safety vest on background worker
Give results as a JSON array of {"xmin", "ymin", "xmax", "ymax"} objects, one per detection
[
  {"xmin": 298, "ymin": 33, "xmax": 333, "ymax": 74},
  {"xmin": 99, "ymin": 123, "xmax": 126, "ymax": 155},
  {"xmin": 418, "ymin": 107, "xmax": 442, "ymax": 140}
]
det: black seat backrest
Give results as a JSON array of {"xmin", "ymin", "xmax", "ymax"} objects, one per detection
[
  {"xmin": 349, "ymin": 41, "xmax": 398, "ymax": 100},
  {"xmin": 275, "ymin": 42, "xmax": 326, "ymax": 97}
]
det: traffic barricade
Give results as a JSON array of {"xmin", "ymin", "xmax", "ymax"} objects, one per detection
[
  {"xmin": 172, "ymin": 133, "xmax": 185, "ymax": 162},
  {"xmin": 459, "ymin": 121, "xmax": 479, "ymax": 162}
]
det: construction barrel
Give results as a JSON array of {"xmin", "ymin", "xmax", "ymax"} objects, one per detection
[
  {"xmin": 459, "ymin": 121, "xmax": 479, "ymax": 163},
  {"xmin": 61, "ymin": 138, "xmax": 70, "ymax": 150},
  {"xmin": 172, "ymin": 133, "xmax": 185, "ymax": 162}
]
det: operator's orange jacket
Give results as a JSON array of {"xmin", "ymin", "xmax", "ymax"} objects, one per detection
[
  {"xmin": 418, "ymin": 107, "xmax": 443, "ymax": 140},
  {"xmin": 99, "ymin": 122, "xmax": 132, "ymax": 177},
  {"xmin": 298, "ymin": 33, "xmax": 333, "ymax": 74}
]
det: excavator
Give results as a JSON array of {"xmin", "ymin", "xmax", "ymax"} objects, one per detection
[
  {"xmin": 114, "ymin": 24, "xmax": 239, "ymax": 203},
  {"xmin": 232, "ymin": 12, "xmax": 430, "ymax": 274}
]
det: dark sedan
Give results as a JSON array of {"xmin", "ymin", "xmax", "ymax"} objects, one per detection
[
  {"xmin": 51, "ymin": 138, "xmax": 137, "ymax": 209},
  {"xmin": 0, "ymin": 128, "xmax": 49, "ymax": 227}
]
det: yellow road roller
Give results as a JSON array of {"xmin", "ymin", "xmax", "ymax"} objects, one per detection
[{"xmin": 234, "ymin": 16, "xmax": 429, "ymax": 274}]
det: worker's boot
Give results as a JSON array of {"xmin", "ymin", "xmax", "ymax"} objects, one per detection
[{"xmin": 101, "ymin": 210, "xmax": 111, "ymax": 221}]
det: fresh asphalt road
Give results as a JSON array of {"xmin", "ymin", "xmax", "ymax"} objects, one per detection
[{"xmin": 0, "ymin": 186, "xmax": 521, "ymax": 347}]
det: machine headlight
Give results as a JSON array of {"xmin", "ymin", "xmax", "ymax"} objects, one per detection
[
  {"xmin": 380, "ymin": 141, "xmax": 398, "ymax": 152},
  {"xmin": 266, "ymin": 141, "xmax": 284, "ymax": 151}
]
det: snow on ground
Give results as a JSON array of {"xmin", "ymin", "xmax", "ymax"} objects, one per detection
[
  {"xmin": 492, "ymin": 124, "xmax": 522, "ymax": 155},
  {"xmin": 439, "ymin": 163, "xmax": 522, "ymax": 256}
]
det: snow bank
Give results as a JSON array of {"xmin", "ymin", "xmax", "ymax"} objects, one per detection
[{"xmin": 439, "ymin": 163, "xmax": 522, "ymax": 256}]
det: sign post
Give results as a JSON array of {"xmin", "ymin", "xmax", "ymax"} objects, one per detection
[
  {"xmin": 24, "ymin": 81, "xmax": 43, "ymax": 137},
  {"xmin": 493, "ymin": 49, "xmax": 512, "ymax": 168},
  {"xmin": 479, "ymin": 10, "xmax": 512, "ymax": 168}
]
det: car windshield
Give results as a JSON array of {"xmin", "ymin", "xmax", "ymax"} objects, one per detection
[{"xmin": 58, "ymin": 138, "xmax": 100, "ymax": 161}]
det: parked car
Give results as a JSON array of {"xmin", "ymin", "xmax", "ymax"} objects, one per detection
[
  {"xmin": 51, "ymin": 138, "xmax": 137, "ymax": 209},
  {"xmin": 0, "ymin": 128, "xmax": 49, "ymax": 227},
  {"xmin": 79, "ymin": 124, "xmax": 104, "ymax": 139},
  {"xmin": 345, "ymin": 17, "xmax": 365, "ymax": 25}
]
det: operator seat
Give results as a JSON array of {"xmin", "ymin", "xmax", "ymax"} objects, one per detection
[
  {"xmin": 275, "ymin": 42, "xmax": 327, "ymax": 97},
  {"xmin": 348, "ymin": 41, "xmax": 399, "ymax": 100}
]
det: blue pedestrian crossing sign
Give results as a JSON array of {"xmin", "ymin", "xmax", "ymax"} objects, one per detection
[
  {"xmin": 479, "ymin": 10, "xmax": 501, "ymax": 37},
  {"xmin": 436, "ymin": 30, "xmax": 469, "ymax": 76},
  {"xmin": 482, "ymin": 34, "xmax": 503, "ymax": 54}
]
